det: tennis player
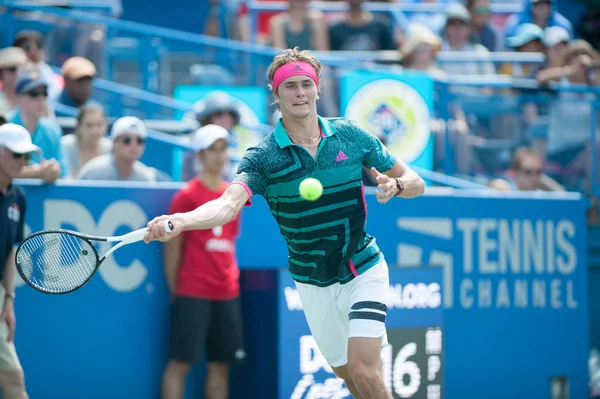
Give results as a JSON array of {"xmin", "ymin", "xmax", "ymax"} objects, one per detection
[
  {"xmin": 145, "ymin": 47, "xmax": 425, "ymax": 399},
  {"xmin": 0, "ymin": 123, "xmax": 37, "ymax": 399}
]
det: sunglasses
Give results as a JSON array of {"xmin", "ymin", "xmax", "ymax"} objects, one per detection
[
  {"xmin": 9, "ymin": 151, "xmax": 30, "ymax": 161},
  {"xmin": 121, "ymin": 136, "xmax": 145, "ymax": 145},
  {"xmin": 26, "ymin": 90, "xmax": 48, "ymax": 98},
  {"xmin": 1, "ymin": 67, "xmax": 17, "ymax": 73}
]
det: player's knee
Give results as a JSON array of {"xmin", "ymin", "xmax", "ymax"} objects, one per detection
[
  {"xmin": 332, "ymin": 364, "xmax": 351, "ymax": 381},
  {"xmin": 347, "ymin": 360, "xmax": 379, "ymax": 390}
]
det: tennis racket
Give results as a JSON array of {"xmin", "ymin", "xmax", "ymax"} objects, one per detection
[{"xmin": 15, "ymin": 221, "xmax": 173, "ymax": 295}]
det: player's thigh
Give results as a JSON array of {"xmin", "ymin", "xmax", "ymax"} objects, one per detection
[
  {"xmin": 206, "ymin": 297, "xmax": 246, "ymax": 363},
  {"xmin": 345, "ymin": 260, "xmax": 389, "ymax": 344},
  {"xmin": 295, "ymin": 281, "xmax": 348, "ymax": 367},
  {"xmin": 169, "ymin": 296, "xmax": 211, "ymax": 364}
]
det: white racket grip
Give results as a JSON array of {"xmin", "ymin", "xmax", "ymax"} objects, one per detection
[{"xmin": 165, "ymin": 220, "xmax": 173, "ymax": 233}]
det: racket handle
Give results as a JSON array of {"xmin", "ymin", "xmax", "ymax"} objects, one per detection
[{"xmin": 165, "ymin": 221, "xmax": 174, "ymax": 233}]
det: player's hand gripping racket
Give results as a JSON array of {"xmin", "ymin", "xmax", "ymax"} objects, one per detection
[{"xmin": 15, "ymin": 221, "xmax": 173, "ymax": 295}]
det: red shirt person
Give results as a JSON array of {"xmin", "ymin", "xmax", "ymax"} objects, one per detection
[{"xmin": 161, "ymin": 124, "xmax": 244, "ymax": 399}]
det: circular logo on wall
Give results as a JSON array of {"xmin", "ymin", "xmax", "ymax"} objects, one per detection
[{"xmin": 344, "ymin": 79, "xmax": 431, "ymax": 164}]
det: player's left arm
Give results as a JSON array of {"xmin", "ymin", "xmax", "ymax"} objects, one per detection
[
  {"xmin": 373, "ymin": 159, "xmax": 425, "ymax": 200},
  {"xmin": 359, "ymin": 123, "xmax": 425, "ymax": 203}
]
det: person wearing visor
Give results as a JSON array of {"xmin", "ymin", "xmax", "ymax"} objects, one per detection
[
  {"xmin": 0, "ymin": 123, "xmax": 38, "ymax": 399},
  {"xmin": 180, "ymin": 91, "xmax": 241, "ymax": 182},
  {"xmin": 10, "ymin": 70, "xmax": 68, "ymax": 182},
  {"xmin": 77, "ymin": 116, "xmax": 157, "ymax": 182}
]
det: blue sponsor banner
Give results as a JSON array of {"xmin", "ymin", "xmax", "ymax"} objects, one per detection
[
  {"xmin": 278, "ymin": 267, "xmax": 444, "ymax": 399},
  {"xmin": 13, "ymin": 182, "xmax": 588, "ymax": 398},
  {"xmin": 340, "ymin": 70, "xmax": 434, "ymax": 171}
]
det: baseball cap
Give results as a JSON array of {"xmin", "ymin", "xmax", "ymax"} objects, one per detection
[
  {"xmin": 192, "ymin": 124, "xmax": 229, "ymax": 152},
  {"xmin": 445, "ymin": 4, "xmax": 471, "ymax": 23},
  {"xmin": 61, "ymin": 56, "xmax": 97, "ymax": 80},
  {"xmin": 543, "ymin": 26, "xmax": 570, "ymax": 48},
  {"xmin": 0, "ymin": 123, "xmax": 40, "ymax": 154},
  {"xmin": 109, "ymin": 116, "xmax": 147, "ymax": 140},
  {"xmin": 15, "ymin": 70, "xmax": 48, "ymax": 94},
  {"xmin": 507, "ymin": 23, "xmax": 544, "ymax": 48}
]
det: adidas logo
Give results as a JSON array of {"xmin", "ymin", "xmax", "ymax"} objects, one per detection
[
  {"xmin": 292, "ymin": 65, "xmax": 302, "ymax": 71},
  {"xmin": 335, "ymin": 150, "xmax": 349, "ymax": 162}
]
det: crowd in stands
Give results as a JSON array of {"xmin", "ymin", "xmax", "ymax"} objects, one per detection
[{"xmin": 1, "ymin": 0, "xmax": 599, "ymax": 212}]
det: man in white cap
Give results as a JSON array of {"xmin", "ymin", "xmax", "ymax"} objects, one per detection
[
  {"xmin": 77, "ymin": 116, "xmax": 157, "ymax": 181},
  {"xmin": 161, "ymin": 124, "xmax": 244, "ymax": 399},
  {"xmin": 0, "ymin": 123, "xmax": 36, "ymax": 399}
]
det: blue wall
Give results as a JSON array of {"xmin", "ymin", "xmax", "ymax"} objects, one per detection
[{"xmin": 14, "ymin": 181, "xmax": 589, "ymax": 398}]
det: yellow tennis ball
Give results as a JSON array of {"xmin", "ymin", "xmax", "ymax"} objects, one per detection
[{"xmin": 299, "ymin": 178, "xmax": 323, "ymax": 201}]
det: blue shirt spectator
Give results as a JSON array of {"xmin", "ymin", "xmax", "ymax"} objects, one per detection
[{"xmin": 503, "ymin": 0, "xmax": 572, "ymax": 48}]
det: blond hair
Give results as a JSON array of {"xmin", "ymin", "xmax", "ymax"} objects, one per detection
[{"xmin": 266, "ymin": 47, "xmax": 323, "ymax": 94}]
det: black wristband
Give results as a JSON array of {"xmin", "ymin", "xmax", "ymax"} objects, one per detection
[{"xmin": 394, "ymin": 178, "xmax": 405, "ymax": 196}]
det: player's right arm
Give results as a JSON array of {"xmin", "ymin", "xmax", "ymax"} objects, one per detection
[
  {"xmin": 145, "ymin": 147, "xmax": 267, "ymax": 243},
  {"xmin": 144, "ymin": 184, "xmax": 249, "ymax": 243}
]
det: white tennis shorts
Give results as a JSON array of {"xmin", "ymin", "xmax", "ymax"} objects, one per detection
[{"xmin": 295, "ymin": 259, "xmax": 389, "ymax": 368}]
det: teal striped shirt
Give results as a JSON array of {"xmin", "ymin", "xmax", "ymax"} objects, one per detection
[{"xmin": 233, "ymin": 116, "xmax": 396, "ymax": 287}]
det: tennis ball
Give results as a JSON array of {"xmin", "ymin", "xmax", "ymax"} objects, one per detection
[{"xmin": 299, "ymin": 178, "xmax": 323, "ymax": 201}]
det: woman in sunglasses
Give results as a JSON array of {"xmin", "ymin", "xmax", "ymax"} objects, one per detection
[
  {"xmin": 61, "ymin": 104, "xmax": 111, "ymax": 178},
  {"xmin": 77, "ymin": 116, "xmax": 158, "ymax": 182}
]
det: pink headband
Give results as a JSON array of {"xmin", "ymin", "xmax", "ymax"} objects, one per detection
[{"xmin": 272, "ymin": 62, "xmax": 318, "ymax": 93}]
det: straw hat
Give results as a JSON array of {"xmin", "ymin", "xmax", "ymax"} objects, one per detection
[
  {"xmin": 0, "ymin": 47, "xmax": 27, "ymax": 69},
  {"xmin": 400, "ymin": 24, "xmax": 442, "ymax": 60}
]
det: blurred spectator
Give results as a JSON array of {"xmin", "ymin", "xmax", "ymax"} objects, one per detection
[
  {"xmin": 10, "ymin": 70, "xmax": 67, "ymax": 182},
  {"xmin": 12, "ymin": 30, "xmax": 61, "ymax": 100},
  {"xmin": 466, "ymin": 0, "xmax": 501, "ymax": 51},
  {"xmin": 408, "ymin": 0, "xmax": 447, "ymax": 36},
  {"xmin": 162, "ymin": 124, "xmax": 244, "ymax": 399},
  {"xmin": 438, "ymin": 4, "xmax": 495, "ymax": 76},
  {"xmin": 537, "ymin": 40, "xmax": 600, "ymax": 190},
  {"xmin": 508, "ymin": 147, "xmax": 564, "ymax": 191},
  {"xmin": 328, "ymin": 0, "xmax": 396, "ymax": 51},
  {"xmin": 55, "ymin": 57, "xmax": 98, "ymax": 113},
  {"xmin": 0, "ymin": 47, "xmax": 28, "ymax": 115},
  {"xmin": 78, "ymin": 116, "xmax": 157, "ymax": 181},
  {"xmin": 268, "ymin": 0, "xmax": 329, "ymax": 50},
  {"xmin": 61, "ymin": 104, "xmax": 112, "ymax": 179},
  {"xmin": 503, "ymin": 0, "xmax": 572, "ymax": 49},
  {"xmin": 578, "ymin": 5, "xmax": 600, "ymax": 51},
  {"xmin": 181, "ymin": 92, "xmax": 241, "ymax": 182},
  {"xmin": 543, "ymin": 26, "xmax": 570, "ymax": 68},
  {"xmin": 501, "ymin": 23, "xmax": 545, "ymax": 78},
  {"xmin": 399, "ymin": 25, "xmax": 446, "ymax": 78}
]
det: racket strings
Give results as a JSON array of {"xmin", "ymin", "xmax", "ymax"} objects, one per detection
[{"xmin": 17, "ymin": 233, "xmax": 98, "ymax": 293}]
